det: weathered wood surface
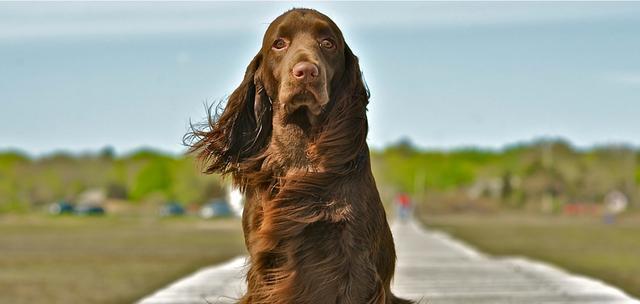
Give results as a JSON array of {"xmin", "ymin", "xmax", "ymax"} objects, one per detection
[{"xmin": 138, "ymin": 220, "xmax": 639, "ymax": 304}]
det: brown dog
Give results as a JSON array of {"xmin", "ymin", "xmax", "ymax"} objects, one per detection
[{"xmin": 188, "ymin": 8, "xmax": 412, "ymax": 304}]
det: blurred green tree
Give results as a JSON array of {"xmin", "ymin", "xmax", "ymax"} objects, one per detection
[{"xmin": 131, "ymin": 160, "xmax": 173, "ymax": 201}]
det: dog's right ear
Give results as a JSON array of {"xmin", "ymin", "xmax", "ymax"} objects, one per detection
[{"xmin": 186, "ymin": 53, "xmax": 272, "ymax": 176}]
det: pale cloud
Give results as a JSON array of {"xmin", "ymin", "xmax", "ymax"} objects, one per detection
[
  {"xmin": 317, "ymin": 2, "xmax": 640, "ymax": 31},
  {"xmin": 1, "ymin": 2, "xmax": 639, "ymax": 40},
  {"xmin": 0, "ymin": 3, "xmax": 277, "ymax": 40},
  {"xmin": 605, "ymin": 72, "xmax": 640, "ymax": 86}
]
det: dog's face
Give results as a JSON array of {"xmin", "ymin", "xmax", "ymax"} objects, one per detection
[
  {"xmin": 188, "ymin": 8, "xmax": 369, "ymax": 178},
  {"xmin": 257, "ymin": 9, "xmax": 346, "ymax": 130}
]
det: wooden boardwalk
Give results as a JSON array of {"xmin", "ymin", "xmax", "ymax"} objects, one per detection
[{"xmin": 138, "ymin": 220, "xmax": 639, "ymax": 304}]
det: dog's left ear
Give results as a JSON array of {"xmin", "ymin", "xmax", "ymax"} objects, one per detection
[
  {"xmin": 187, "ymin": 53, "xmax": 272, "ymax": 176},
  {"xmin": 310, "ymin": 44, "xmax": 370, "ymax": 171},
  {"xmin": 341, "ymin": 45, "xmax": 369, "ymax": 106}
]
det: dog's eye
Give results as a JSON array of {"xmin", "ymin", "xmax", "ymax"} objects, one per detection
[
  {"xmin": 272, "ymin": 38, "xmax": 287, "ymax": 50},
  {"xmin": 320, "ymin": 39, "xmax": 335, "ymax": 49}
]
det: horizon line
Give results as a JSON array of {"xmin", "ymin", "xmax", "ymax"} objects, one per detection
[{"xmin": 2, "ymin": 135, "xmax": 639, "ymax": 159}]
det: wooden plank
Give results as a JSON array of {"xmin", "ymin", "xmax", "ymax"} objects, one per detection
[{"xmin": 138, "ymin": 220, "xmax": 639, "ymax": 304}]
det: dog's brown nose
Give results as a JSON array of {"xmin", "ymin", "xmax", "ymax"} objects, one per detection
[{"xmin": 292, "ymin": 62, "xmax": 319, "ymax": 82}]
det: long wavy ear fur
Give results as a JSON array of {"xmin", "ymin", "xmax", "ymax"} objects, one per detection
[
  {"xmin": 308, "ymin": 44, "xmax": 370, "ymax": 173},
  {"xmin": 185, "ymin": 54, "xmax": 272, "ymax": 180}
]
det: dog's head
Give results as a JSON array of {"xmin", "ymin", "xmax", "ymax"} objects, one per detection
[
  {"xmin": 259, "ymin": 8, "xmax": 346, "ymax": 129},
  {"xmin": 188, "ymin": 8, "xmax": 369, "ymax": 181}
]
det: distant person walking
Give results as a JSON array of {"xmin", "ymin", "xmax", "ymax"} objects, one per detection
[{"xmin": 395, "ymin": 193, "xmax": 412, "ymax": 222}]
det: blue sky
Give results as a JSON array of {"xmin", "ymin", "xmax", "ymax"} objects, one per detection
[{"xmin": 1, "ymin": 2, "xmax": 639, "ymax": 156}]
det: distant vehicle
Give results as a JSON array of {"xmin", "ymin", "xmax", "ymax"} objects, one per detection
[
  {"xmin": 48, "ymin": 201, "xmax": 74, "ymax": 215},
  {"xmin": 74, "ymin": 205, "xmax": 105, "ymax": 216},
  {"xmin": 160, "ymin": 202, "xmax": 185, "ymax": 217},
  {"xmin": 200, "ymin": 199, "xmax": 233, "ymax": 219}
]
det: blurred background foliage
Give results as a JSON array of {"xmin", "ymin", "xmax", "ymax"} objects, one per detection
[
  {"xmin": 1, "ymin": 137, "xmax": 637, "ymax": 215},
  {"xmin": 0, "ymin": 147, "xmax": 225, "ymax": 214},
  {"xmin": 373, "ymin": 138, "xmax": 637, "ymax": 214}
]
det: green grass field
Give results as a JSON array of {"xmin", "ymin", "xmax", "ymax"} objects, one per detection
[
  {"xmin": 0, "ymin": 215, "xmax": 245, "ymax": 304},
  {"xmin": 419, "ymin": 212, "xmax": 640, "ymax": 299}
]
